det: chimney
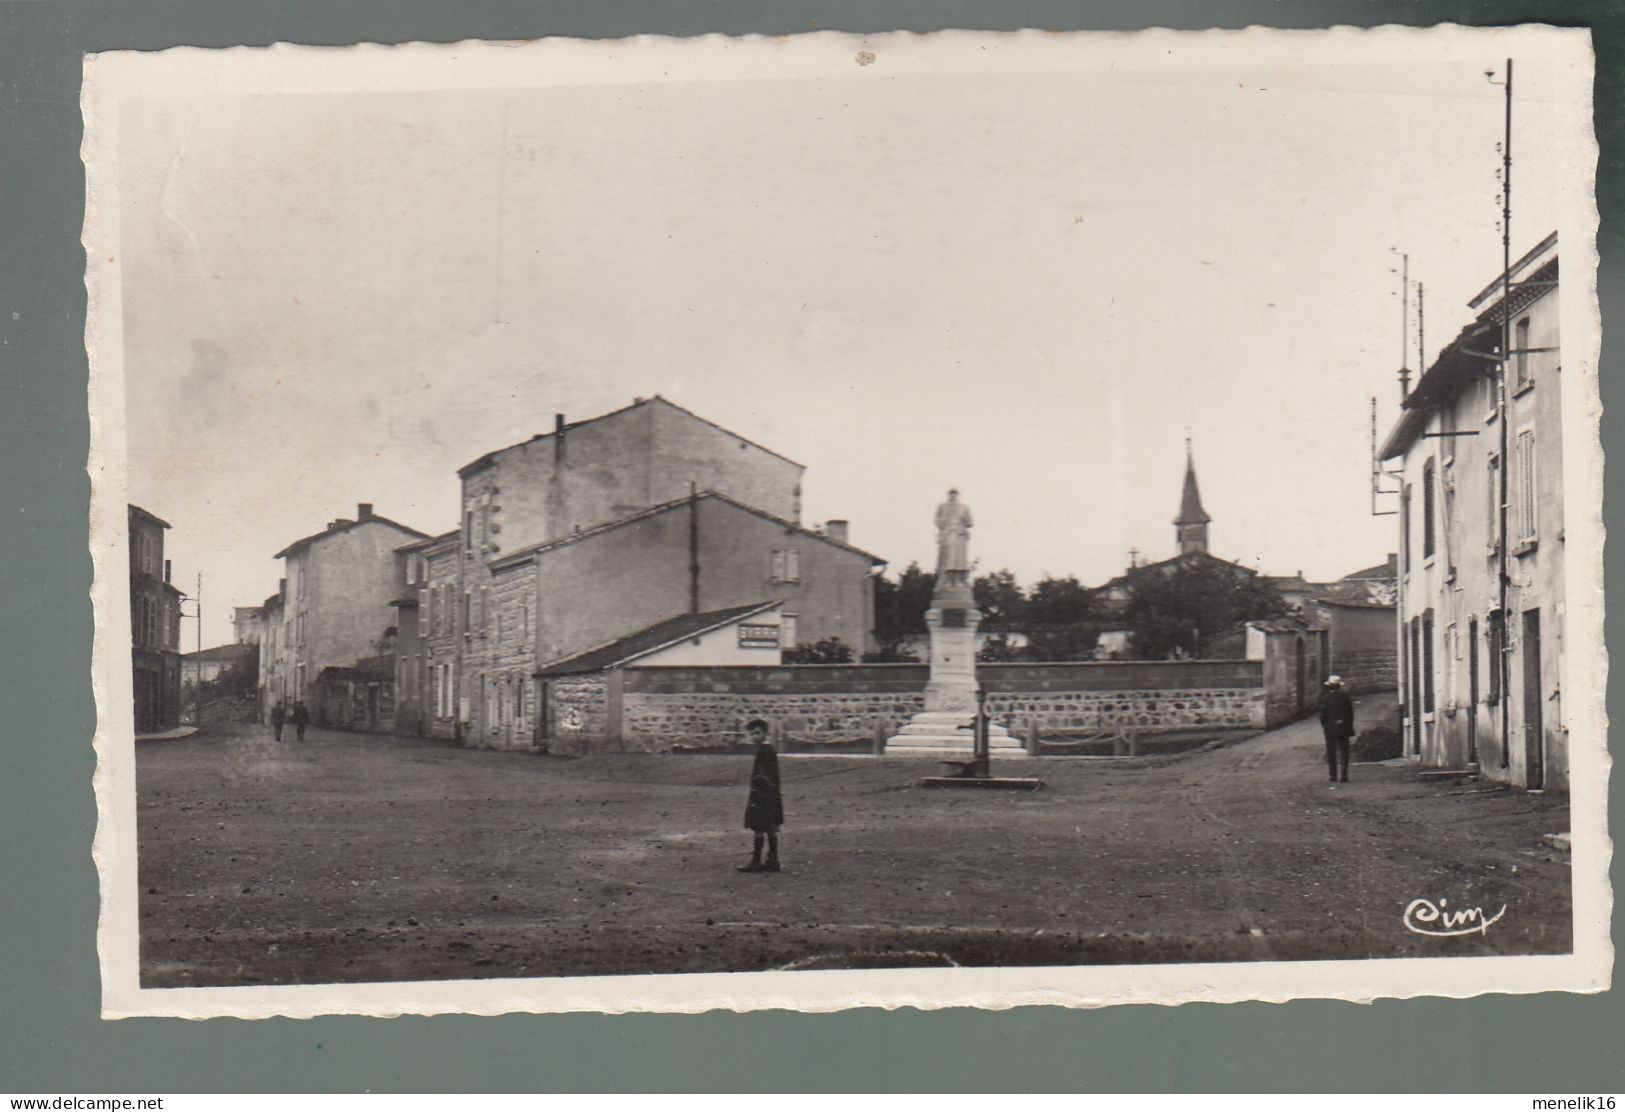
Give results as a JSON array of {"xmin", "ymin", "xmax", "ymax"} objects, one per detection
[
  {"xmin": 554, "ymin": 413, "xmax": 566, "ymax": 463},
  {"xmin": 163, "ymin": 559, "xmax": 171, "ymax": 584},
  {"xmin": 825, "ymin": 519, "xmax": 849, "ymax": 545},
  {"xmin": 357, "ymin": 502, "xmax": 373, "ymax": 519}
]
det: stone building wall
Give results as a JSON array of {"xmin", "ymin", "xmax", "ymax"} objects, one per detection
[
  {"xmin": 1317, "ymin": 603, "xmax": 1398, "ymax": 695},
  {"xmin": 544, "ymin": 674, "xmax": 613, "ymax": 753}
]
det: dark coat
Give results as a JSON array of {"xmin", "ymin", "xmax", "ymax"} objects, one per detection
[
  {"xmin": 743, "ymin": 743, "xmax": 784, "ymax": 832},
  {"xmin": 270, "ymin": 705, "xmax": 287, "ymax": 725},
  {"xmin": 290, "ymin": 704, "xmax": 310, "ymax": 727},
  {"xmin": 1318, "ymin": 687, "xmax": 1355, "ymax": 741}
]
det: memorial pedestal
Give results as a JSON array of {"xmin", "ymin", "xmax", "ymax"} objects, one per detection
[{"xmin": 885, "ymin": 580, "xmax": 1023, "ymax": 758}]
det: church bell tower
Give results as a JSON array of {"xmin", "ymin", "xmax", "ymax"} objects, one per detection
[{"xmin": 1174, "ymin": 439, "xmax": 1211, "ymax": 555}]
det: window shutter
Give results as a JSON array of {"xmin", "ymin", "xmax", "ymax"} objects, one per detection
[
  {"xmin": 771, "ymin": 550, "xmax": 785, "ymax": 581},
  {"xmin": 788, "ymin": 550, "xmax": 801, "ymax": 582},
  {"xmin": 1517, "ymin": 430, "xmax": 1537, "ymax": 541}
]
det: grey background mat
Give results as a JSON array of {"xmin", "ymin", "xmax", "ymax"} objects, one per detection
[{"xmin": 1, "ymin": 0, "xmax": 1620, "ymax": 1093}]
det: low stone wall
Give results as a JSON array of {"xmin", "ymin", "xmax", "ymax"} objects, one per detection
[
  {"xmin": 549, "ymin": 660, "xmax": 1267, "ymax": 752},
  {"xmin": 191, "ymin": 695, "xmax": 257, "ymax": 727},
  {"xmin": 615, "ymin": 664, "xmax": 927, "ymax": 752},
  {"xmin": 622, "ymin": 690, "xmax": 925, "ymax": 751},
  {"xmin": 980, "ymin": 661, "xmax": 1265, "ymax": 732}
]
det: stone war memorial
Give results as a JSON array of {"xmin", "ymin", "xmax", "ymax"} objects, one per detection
[{"xmin": 885, "ymin": 489, "xmax": 1022, "ymax": 758}]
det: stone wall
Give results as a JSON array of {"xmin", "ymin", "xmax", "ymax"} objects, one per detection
[
  {"xmin": 545, "ymin": 674, "xmax": 612, "ymax": 753},
  {"xmin": 554, "ymin": 660, "xmax": 1266, "ymax": 752},
  {"xmin": 980, "ymin": 660, "xmax": 1265, "ymax": 732},
  {"xmin": 615, "ymin": 663, "xmax": 925, "ymax": 752},
  {"xmin": 1319, "ymin": 603, "xmax": 1398, "ymax": 695}
]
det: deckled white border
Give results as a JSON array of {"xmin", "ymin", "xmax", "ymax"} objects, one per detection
[{"xmin": 85, "ymin": 25, "xmax": 1610, "ymax": 1019}]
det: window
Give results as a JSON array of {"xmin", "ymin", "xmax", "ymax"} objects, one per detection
[
  {"xmin": 514, "ymin": 678, "xmax": 524, "ymax": 720},
  {"xmin": 781, "ymin": 613, "xmax": 799, "ymax": 651},
  {"xmin": 1515, "ymin": 428, "xmax": 1537, "ymax": 545},
  {"xmin": 519, "ymin": 604, "xmax": 528, "ymax": 644},
  {"xmin": 463, "ymin": 591, "xmax": 471, "ymax": 633},
  {"xmin": 770, "ymin": 548, "xmax": 801, "ymax": 583},
  {"xmin": 418, "ymin": 588, "xmax": 429, "ymax": 626},
  {"xmin": 1513, "ymin": 316, "xmax": 1532, "ymax": 391},
  {"xmin": 1421, "ymin": 460, "xmax": 1436, "ymax": 559},
  {"xmin": 464, "ymin": 510, "xmax": 475, "ymax": 551}
]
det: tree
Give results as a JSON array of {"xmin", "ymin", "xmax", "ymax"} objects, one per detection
[
  {"xmin": 783, "ymin": 636, "xmax": 854, "ymax": 664},
  {"xmin": 1023, "ymin": 575, "xmax": 1104, "ymax": 661},
  {"xmin": 1122, "ymin": 558, "xmax": 1289, "ymax": 660},
  {"xmin": 972, "ymin": 569, "xmax": 1026, "ymax": 631},
  {"xmin": 976, "ymin": 635, "xmax": 1026, "ymax": 663},
  {"xmin": 871, "ymin": 562, "xmax": 934, "ymax": 658}
]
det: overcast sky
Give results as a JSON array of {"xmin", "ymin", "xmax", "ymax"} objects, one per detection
[{"xmin": 111, "ymin": 31, "xmax": 1579, "ymax": 647}]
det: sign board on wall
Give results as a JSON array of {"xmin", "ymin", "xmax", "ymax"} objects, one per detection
[{"xmin": 738, "ymin": 623, "xmax": 780, "ymax": 649}]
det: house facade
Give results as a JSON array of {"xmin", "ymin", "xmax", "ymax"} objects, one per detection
[
  {"xmin": 258, "ymin": 503, "xmax": 426, "ymax": 720},
  {"xmin": 458, "ymin": 491, "xmax": 882, "ymax": 750},
  {"xmin": 1379, "ymin": 232, "xmax": 1564, "ymax": 789},
  {"xmin": 129, "ymin": 504, "xmax": 184, "ymax": 734},
  {"xmin": 231, "ymin": 605, "xmax": 265, "ymax": 646},
  {"xmin": 432, "ymin": 397, "xmax": 876, "ymax": 750}
]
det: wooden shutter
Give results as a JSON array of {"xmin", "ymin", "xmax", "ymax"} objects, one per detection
[{"xmin": 1516, "ymin": 430, "xmax": 1537, "ymax": 542}]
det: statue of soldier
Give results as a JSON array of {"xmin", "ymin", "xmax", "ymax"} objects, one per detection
[{"xmin": 934, "ymin": 489, "xmax": 974, "ymax": 587}]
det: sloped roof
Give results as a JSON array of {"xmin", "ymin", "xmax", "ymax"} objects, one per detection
[
  {"xmin": 182, "ymin": 642, "xmax": 256, "ymax": 663},
  {"xmin": 1249, "ymin": 615, "xmax": 1326, "ymax": 634},
  {"xmin": 1380, "ymin": 235, "xmax": 1557, "ymax": 461},
  {"xmin": 1096, "ymin": 549, "xmax": 1257, "ymax": 595},
  {"xmin": 534, "ymin": 601, "xmax": 781, "ymax": 676},
  {"xmin": 489, "ymin": 489, "xmax": 885, "ymax": 570},
  {"xmin": 1341, "ymin": 554, "xmax": 1398, "ymax": 580},
  {"xmin": 458, "ymin": 395, "xmax": 805, "ymax": 478},
  {"xmin": 128, "ymin": 504, "xmax": 172, "ymax": 530},
  {"xmin": 315, "ymin": 655, "xmax": 394, "ymax": 683},
  {"xmin": 396, "ymin": 529, "xmax": 459, "ymax": 553},
  {"xmin": 274, "ymin": 511, "xmax": 427, "ymax": 559}
]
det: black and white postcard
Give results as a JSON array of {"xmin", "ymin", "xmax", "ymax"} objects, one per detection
[{"xmin": 84, "ymin": 26, "xmax": 1609, "ymax": 1017}]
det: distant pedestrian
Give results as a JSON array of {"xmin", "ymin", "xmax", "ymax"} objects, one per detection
[
  {"xmin": 291, "ymin": 700, "xmax": 310, "ymax": 743},
  {"xmin": 1318, "ymin": 675, "xmax": 1355, "ymax": 784},
  {"xmin": 737, "ymin": 719, "xmax": 783, "ymax": 874},
  {"xmin": 270, "ymin": 701, "xmax": 287, "ymax": 742}
]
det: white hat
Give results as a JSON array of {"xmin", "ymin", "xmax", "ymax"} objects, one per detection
[{"xmin": 1325, "ymin": 675, "xmax": 1344, "ymax": 686}]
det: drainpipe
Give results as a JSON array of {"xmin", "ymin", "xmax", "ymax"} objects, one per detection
[{"xmin": 1496, "ymin": 58, "xmax": 1513, "ymax": 771}]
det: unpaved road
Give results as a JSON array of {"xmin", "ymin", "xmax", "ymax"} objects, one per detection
[{"xmin": 135, "ymin": 694, "xmax": 1571, "ymax": 986}]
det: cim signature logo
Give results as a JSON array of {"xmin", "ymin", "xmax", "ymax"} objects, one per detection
[{"xmin": 1403, "ymin": 897, "xmax": 1507, "ymax": 937}]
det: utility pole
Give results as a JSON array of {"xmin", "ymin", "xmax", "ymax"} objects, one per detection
[
  {"xmin": 1488, "ymin": 58, "xmax": 1513, "ymax": 770},
  {"xmin": 1391, "ymin": 248, "xmax": 1411, "ymax": 399},
  {"xmin": 196, "ymin": 571, "xmax": 203, "ymax": 654},
  {"xmin": 1417, "ymin": 282, "xmax": 1425, "ymax": 373}
]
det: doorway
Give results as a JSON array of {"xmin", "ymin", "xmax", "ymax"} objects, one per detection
[
  {"xmin": 1522, "ymin": 609, "xmax": 1544, "ymax": 789},
  {"xmin": 1467, "ymin": 616, "xmax": 1479, "ymax": 764}
]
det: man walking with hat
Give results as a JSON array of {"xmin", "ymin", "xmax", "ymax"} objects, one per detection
[{"xmin": 1318, "ymin": 675, "xmax": 1355, "ymax": 784}]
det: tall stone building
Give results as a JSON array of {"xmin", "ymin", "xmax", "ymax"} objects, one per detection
[
  {"xmin": 442, "ymin": 397, "xmax": 880, "ymax": 750},
  {"xmin": 258, "ymin": 503, "xmax": 426, "ymax": 718},
  {"xmin": 129, "ymin": 504, "xmax": 184, "ymax": 733},
  {"xmin": 1379, "ymin": 233, "xmax": 1565, "ymax": 789}
]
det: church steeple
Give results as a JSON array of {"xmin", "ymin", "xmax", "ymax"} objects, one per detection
[{"xmin": 1174, "ymin": 438, "xmax": 1210, "ymax": 555}]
